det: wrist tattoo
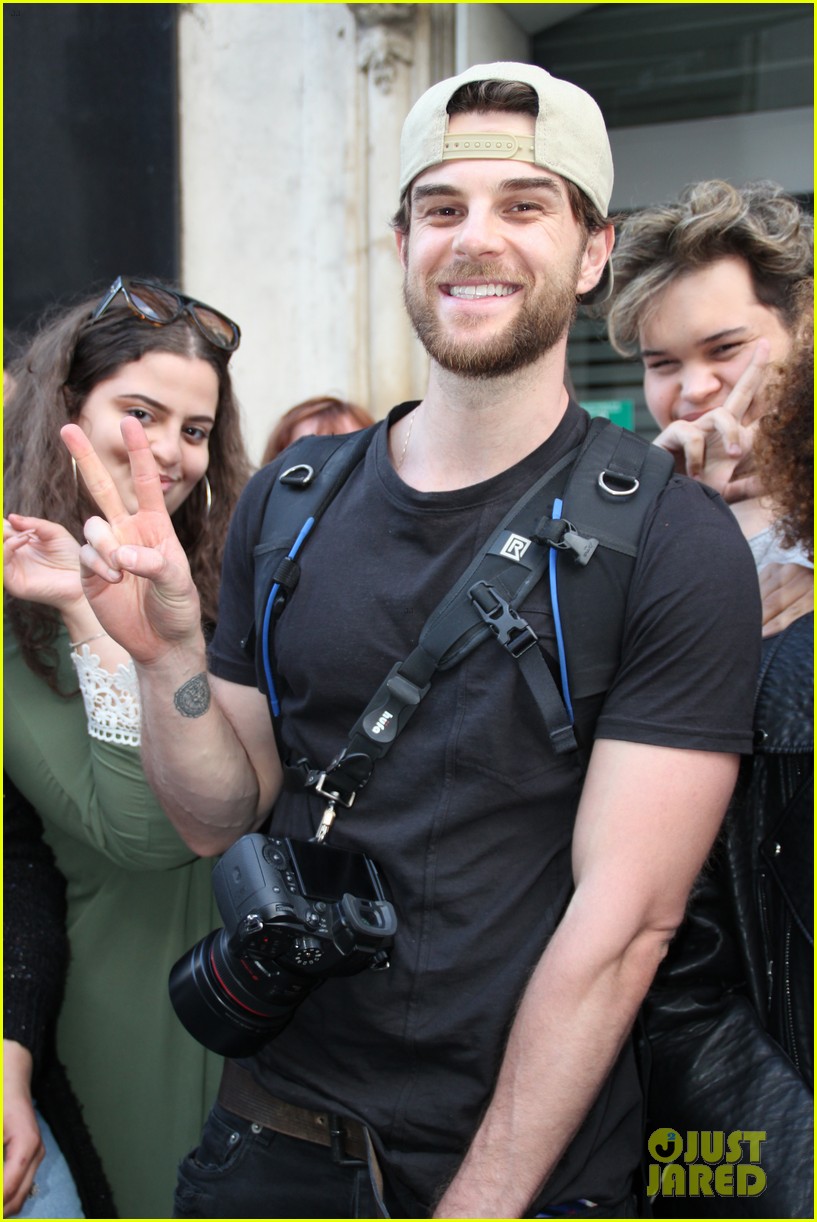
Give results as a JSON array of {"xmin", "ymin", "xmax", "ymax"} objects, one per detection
[{"xmin": 173, "ymin": 673, "xmax": 211, "ymax": 719}]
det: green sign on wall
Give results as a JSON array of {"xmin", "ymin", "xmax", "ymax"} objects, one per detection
[{"xmin": 582, "ymin": 399, "xmax": 635, "ymax": 431}]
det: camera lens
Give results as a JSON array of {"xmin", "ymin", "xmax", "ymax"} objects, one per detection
[{"xmin": 168, "ymin": 930, "xmax": 302, "ymax": 1057}]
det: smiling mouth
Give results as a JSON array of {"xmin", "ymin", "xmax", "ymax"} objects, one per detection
[{"xmin": 445, "ymin": 283, "xmax": 519, "ymax": 299}]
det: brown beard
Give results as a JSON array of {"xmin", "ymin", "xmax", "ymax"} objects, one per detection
[{"xmin": 403, "ymin": 256, "xmax": 581, "ymax": 378}]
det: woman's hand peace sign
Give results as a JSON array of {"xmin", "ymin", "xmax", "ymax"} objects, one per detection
[{"xmin": 60, "ymin": 417, "xmax": 203, "ymax": 666}]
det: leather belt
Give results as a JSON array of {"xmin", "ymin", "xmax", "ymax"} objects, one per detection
[{"xmin": 218, "ymin": 1059, "xmax": 368, "ymax": 1164}]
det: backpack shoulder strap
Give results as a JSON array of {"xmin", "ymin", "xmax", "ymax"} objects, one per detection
[
  {"xmin": 559, "ymin": 415, "xmax": 675, "ymax": 555},
  {"xmin": 253, "ymin": 424, "xmax": 377, "ymax": 713},
  {"xmin": 550, "ymin": 417, "xmax": 675, "ymax": 723}
]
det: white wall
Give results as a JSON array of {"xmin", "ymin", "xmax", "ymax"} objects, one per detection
[
  {"xmin": 455, "ymin": 4, "xmax": 529, "ymax": 69},
  {"xmin": 179, "ymin": 3, "xmax": 458, "ymax": 463},
  {"xmin": 179, "ymin": 4, "xmax": 369, "ymax": 462},
  {"xmin": 610, "ymin": 108, "xmax": 813, "ymax": 211}
]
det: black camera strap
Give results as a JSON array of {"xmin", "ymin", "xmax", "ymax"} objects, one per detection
[{"xmin": 283, "ymin": 444, "xmax": 595, "ymax": 845}]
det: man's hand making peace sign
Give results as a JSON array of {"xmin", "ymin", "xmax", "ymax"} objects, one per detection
[{"xmin": 651, "ymin": 339, "xmax": 770, "ymax": 501}]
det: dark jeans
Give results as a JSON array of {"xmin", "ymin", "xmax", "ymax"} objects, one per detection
[
  {"xmin": 173, "ymin": 1102, "xmax": 380, "ymax": 1219},
  {"xmin": 174, "ymin": 1102, "xmax": 640, "ymax": 1219}
]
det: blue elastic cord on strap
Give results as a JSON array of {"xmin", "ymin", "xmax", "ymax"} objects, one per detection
[
  {"xmin": 262, "ymin": 517, "xmax": 315, "ymax": 716},
  {"xmin": 548, "ymin": 497, "xmax": 574, "ymax": 723}
]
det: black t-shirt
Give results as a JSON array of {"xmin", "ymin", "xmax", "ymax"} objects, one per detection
[{"xmin": 209, "ymin": 400, "xmax": 760, "ymax": 1216}]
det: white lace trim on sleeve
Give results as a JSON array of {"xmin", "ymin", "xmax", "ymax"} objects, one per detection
[{"xmin": 71, "ymin": 643, "xmax": 142, "ymax": 746}]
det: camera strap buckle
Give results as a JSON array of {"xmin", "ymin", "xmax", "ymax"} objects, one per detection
[{"xmin": 468, "ymin": 581, "xmax": 538, "ymax": 658}]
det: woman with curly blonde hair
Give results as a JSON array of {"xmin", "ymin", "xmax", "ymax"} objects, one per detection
[
  {"xmin": 606, "ymin": 179, "xmax": 812, "ymax": 636},
  {"xmin": 3, "ymin": 277, "xmax": 251, "ymax": 1217}
]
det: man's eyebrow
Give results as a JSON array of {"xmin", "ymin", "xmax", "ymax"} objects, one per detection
[
  {"xmin": 640, "ymin": 326, "xmax": 750, "ymax": 358},
  {"xmin": 498, "ymin": 175, "xmax": 564, "ymax": 196},
  {"xmin": 412, "ymin": 175, "xmax": 565, "ymax": 203},
  {"xmin": 412, "ymin": 183, "xmax": 463, "ymax": 202}
]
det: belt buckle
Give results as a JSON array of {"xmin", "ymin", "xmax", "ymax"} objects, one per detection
[{"xmin": 327, "ymin": 1112, "xmax": 366, "ymax": 1167}]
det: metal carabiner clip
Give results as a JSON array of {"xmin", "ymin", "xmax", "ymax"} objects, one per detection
[{"xmin": 314, "ymin": 802, "xmax": 337, "ymax": 843}]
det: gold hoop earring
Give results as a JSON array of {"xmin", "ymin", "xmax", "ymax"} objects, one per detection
[
  {"xmin": 71, "ymin": 456, "xmax": 79, "ymax": 489},
  {"xmin": 202, "ymin": 474, "xmax": 212, "ymax": 517}
]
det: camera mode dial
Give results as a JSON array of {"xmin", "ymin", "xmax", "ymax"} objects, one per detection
[{"xmin": 292, "ymin": 936, "xmax": 323, "ymax": 965}]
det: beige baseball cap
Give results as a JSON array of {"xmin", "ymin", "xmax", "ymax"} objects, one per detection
[
  {"xmin": 399, "ymin": 62, "xmax": 614, "ymax": 301},
  {"xmin": 400, "ymin": 61, "xmax": 613, "ymax": 212}
]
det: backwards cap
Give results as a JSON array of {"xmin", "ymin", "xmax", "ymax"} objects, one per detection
[{"xmin": 399, "ymin": 61, "xmax": 614, "ymax": 217}]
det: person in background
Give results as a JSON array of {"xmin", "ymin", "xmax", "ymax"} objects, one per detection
[
  {"xmin": 638, "ymin": 287, "xmax": 813, "ymax": 1219},
  {"xmin": 261, "ymin": 394, "xmax": 374, "ymax": 464},
  {"xmin": 605, "ymin": 179, "xmax": 813, "ymax": 637},
  {"xmin": 4, "ymin": 775, "xmax": 116, "ymax": 1219},
  {"xmin": 3, "ymin": 276, "xmax": 251, "ymax": 1217}
]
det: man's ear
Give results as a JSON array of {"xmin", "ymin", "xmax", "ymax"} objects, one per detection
[
  {"xmin": 576, "ymin": 225, "xmax": 614, "ymax": 298},
  {"xmin": 395, "ymin": 228, "xmax": 408, "ymax": 270}
]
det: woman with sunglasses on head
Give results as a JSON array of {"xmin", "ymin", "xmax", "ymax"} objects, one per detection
[{"xmin": 3, "ymin": 277, "xmax": 251, "ymax": 1218}]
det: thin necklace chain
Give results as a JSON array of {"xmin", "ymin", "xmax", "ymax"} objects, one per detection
[{"xmin": 397, "ymin": 410, "xmax": 415, "ymax": 471}]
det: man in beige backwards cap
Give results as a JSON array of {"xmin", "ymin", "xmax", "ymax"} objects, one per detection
[{"xmin": 64, "ymin": 63, "xmax": 759, "ymax": 1219}]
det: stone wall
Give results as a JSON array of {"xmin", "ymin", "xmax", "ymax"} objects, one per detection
[{"xmin": 178, "ymin": 4, "xmax": 449, "ymax": 459}]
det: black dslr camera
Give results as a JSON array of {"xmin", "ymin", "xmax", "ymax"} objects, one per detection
[{"xmin": 169, "ymin": 834, "xmax": 397, "ymax": 1057}]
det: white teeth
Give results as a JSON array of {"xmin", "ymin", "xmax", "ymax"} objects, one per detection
[{"xmin": 448, "ymin": 283, "xmax": 516, "ymax": 299}]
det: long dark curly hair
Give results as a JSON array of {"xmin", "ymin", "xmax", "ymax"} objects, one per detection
[
  {"xmin": 5, "ymin": 283, "xmax": 252, "ymax": 690},
  {"xmin": 755, "ymin": 283, "xmax": 814, "ymax": 560}
]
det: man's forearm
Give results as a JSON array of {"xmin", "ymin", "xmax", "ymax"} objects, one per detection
[
  {"xmin": 434, "ymin": 910, "xmax": 672, "ymax": 1218},
  {"xmin": 137, "ymin": 646, "xmax": 271, "ymax": 856}
]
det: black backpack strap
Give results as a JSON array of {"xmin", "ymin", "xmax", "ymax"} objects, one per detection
[
  {"xmin": 558, "ymin": 415, "xmax": 674, "ymax": 555},
  {"xmin": 254, "ymin": 425, "xmax": 377, "ymax": 714},
  {"xmin": 547, "ymin": 417, "xmax": 675, "ymax": 728}
]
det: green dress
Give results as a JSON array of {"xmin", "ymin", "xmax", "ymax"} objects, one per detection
[{"xmin": 4, "ymin": 622, "xmax": 224, "ymax": 1218}]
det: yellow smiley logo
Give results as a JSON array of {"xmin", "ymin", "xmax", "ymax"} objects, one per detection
[{"xmin": 648, "ymin": 1128, "xmax": 684, "ymax": 1163}]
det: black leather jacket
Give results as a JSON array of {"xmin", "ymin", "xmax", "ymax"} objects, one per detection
[{"xmin": 641, "ymin": 613, "xmax": 813, "ymax": 1219}]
